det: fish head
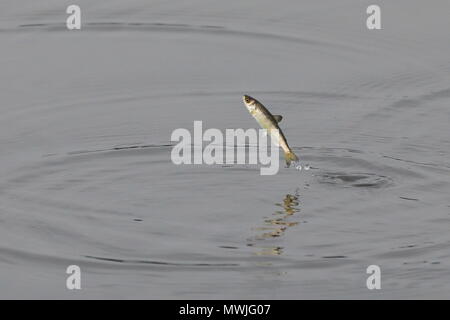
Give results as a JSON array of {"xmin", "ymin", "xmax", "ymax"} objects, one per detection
[{"xmin": 242, "ymin": 95, "xmax": 258, "ymax": 112}]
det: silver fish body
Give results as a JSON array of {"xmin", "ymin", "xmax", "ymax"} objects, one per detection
[{"xmin": 242, "ymin": 95, "xmax": 299, "ymax": 166}]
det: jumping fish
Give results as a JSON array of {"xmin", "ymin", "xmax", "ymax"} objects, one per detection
[{"xmin": 242, "ymin": 95, "xmax": 300, "ymax": 167}]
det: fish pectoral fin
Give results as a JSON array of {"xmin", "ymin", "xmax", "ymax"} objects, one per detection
[{"xmin": 273, "ymin": 115, "xmax": 283, "ymax": 123}]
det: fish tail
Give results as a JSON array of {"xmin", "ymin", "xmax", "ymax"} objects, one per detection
[{"xmin": 284, "ymin": 150, "xmax": 299, "ymax": 167}]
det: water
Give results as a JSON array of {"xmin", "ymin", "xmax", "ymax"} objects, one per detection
[{"xmin": 1, "ymin": 0, "xmax": 450, "ymax": 299}]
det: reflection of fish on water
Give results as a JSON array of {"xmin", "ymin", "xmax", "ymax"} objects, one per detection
[{"xmin": 249, "ymin": 189, "xmax": 302, "ymax": 256}]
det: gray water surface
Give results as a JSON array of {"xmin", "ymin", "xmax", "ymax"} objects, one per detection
[{"xmin": 1, "ymin": 0, "xmax": 450, "ymax": 299}]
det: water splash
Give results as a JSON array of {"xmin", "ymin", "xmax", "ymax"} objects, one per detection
[{"xmin": 293, "ymin": 161, "xmax": 310, "ymax": 171}]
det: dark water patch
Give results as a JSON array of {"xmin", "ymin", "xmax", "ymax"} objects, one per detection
[
  {"xmin": 322, "ymin": 256, "xmax": 348, "ymax": 259},
  {"xmin": 391, "ymin": 88, "xmax": 450, "ymax": 110},
  {"xmin": 399, "ymin": 244, "xmax": 417, "ymax": 249},
  {"xmin": 257, "ymin": 91, "xmax": 362, "ymax": 101},
  {"xmin": 181, "ymin": 90, "xmax": 361, "ymax": 101},
  {"xmin": 318, "ymin": 172, "xmax": 393, "ymax": 189},
  {"xmin": 19, "ymin": 23, "xmax": 48, "ymax": 27},
  {"xmin": 0, "ymin": 143, "xmax": 172, "ymax": 188},
  {"xmin": 399, "ymin": 196, "xmax": 419, "ymax": 201},
  {"xmin": 201, "ymin": 25, "xmax": 225, "ymax": 29},
  {"xmin": 85, "ymin": 255, "xmax": 239, "ymax": 267},
  {"xmin": 293, "ymin": 146, "xmax": 364, "ymax": 153},
  {"xmin": 294, "ymin": 146, "xmax": 422, "ymax": 179},
  {"xmin": 391, "ymin": 98, "xmax": 421, "ymax": 109},
  {"xmin": 382, "ymin": 154, "xmax": 450, "ymax": 170},
  {"xmin": 18, "ymin": 22, "xmax": 208, "ymax": 31},
  {"xmin": 403, "ymin": 260, "xmax": 429, "ymax": 265},
  {"xmin": 87, "ymin": 22, "xmax": 124, "ymax": 26},
  {"xmin": 219, "ymin": 246, "xmax": 239, "ymax": 250},
  {"xmin": 423, "ymin": 88, "xmax": 450, "ymax": 101},
  {"xmin": 375, "ymin": 242, "xmax": 450, "ymax": 260},
  {"xmin": 333, "ymin": 174, "xmax": 368, "ymax": 183},
  {"xmin": 10, "ymin": 21, "xmax": 362, "ymax": 53},
  {"xmin": 68, "ymin": 143, "xmax": 174, "ymax": 155}
]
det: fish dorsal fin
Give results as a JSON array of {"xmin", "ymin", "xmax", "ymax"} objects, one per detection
[{"xmin": 273, "ymin": 115, "xmax": 283, "ymax": 123}]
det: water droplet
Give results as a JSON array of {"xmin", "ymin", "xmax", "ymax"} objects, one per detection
[{"xmin": 292, "ymin": 161, "xmax": 310, "ymax": 171}]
